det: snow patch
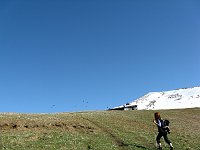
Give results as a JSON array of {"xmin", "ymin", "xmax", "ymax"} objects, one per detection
[{"xmin": 115, "ymin": 87, "xmax": 200, "ymax": 110}]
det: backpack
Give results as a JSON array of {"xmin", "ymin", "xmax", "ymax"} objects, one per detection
[
  {"xmin": 163, "ymin": 119, "xmax": 170, "ymax": 126},
  {"xmin": 161, "ymin": 119, "xmax": 170, "ymax": 133}
]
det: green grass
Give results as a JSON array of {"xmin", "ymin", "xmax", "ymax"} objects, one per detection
[{"xmin": 0, "ymin": 108, "xmax": 200, "ymax": 149}]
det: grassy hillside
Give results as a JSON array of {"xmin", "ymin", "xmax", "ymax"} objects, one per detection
[{"xmin": 0, "ymin": 108, "xmax": 200, "ymax": 150}]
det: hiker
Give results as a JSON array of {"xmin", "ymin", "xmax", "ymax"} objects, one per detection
[{"xmin": 153, "ymin": 112, "xmax": 173, "ymax": 150}]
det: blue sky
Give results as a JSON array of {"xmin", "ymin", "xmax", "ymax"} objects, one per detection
[{"xmin": 0, "ymin": 0, "xmax": 200, "ymax": 113}]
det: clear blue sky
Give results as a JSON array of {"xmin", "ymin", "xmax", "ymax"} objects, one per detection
[{"xmin": 0, "ymin": 0, "xmax": 200, "ymax": 113}]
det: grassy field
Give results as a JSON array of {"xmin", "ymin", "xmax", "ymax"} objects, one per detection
[{"xmin": 0, "ymin": 108, "xmax": 200, "ymax": 150}]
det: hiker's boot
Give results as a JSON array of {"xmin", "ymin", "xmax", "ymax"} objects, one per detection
[
  {"xmin": 169, "ymin": 143, "xmax": 173, "ymax": 150},
  {"xmin": 157, "ymin": 143, "xmax": 162, "ymax": 150}
]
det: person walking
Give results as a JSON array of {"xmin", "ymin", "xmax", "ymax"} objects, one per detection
[{"xmin": 153, "ymin": 112, "xmax": 173, "ymax": 150}]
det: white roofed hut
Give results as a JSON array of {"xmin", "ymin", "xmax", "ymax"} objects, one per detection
[{"xmin": 109, "ymin": 103, "xmax": 137, "ymax": 111}]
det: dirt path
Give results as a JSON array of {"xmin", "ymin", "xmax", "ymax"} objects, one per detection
[
  {"xmin": 80, "ymin": 115, "xmax": 149, "ymax": 150},
  {"xmin": 80, "ymin": 116, "xmax": 129, "ymax": 150}
]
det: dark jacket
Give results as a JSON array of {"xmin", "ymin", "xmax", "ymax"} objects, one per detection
[{"xmin": 155, "ymin": 119, "xmax": 170, "ymax": 134}]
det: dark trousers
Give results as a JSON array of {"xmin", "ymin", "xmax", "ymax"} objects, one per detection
[{"xmin": 156, "ymin": 132, "xmax": 171, "ymax": 145}]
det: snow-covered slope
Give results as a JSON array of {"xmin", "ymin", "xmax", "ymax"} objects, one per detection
[{"xmin": 117, "ymin": 87, "xmax": 200, "ymax": 110}]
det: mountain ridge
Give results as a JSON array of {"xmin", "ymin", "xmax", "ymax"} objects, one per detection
[{"xmin": 115, "ymin": 86, "xmax": 200, "ymax": 110}]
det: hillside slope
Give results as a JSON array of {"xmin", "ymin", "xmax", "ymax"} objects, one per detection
[{"xmin": 0, "ymin": 108, "xmax": 200, "ymax": 150}]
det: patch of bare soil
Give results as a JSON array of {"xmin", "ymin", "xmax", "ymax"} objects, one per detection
[{"xmin": 0, "ymin": 122, "xmax": 96, "ymax": 134}]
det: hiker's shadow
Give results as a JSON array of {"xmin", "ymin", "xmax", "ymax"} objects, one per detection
[{"xmin": 122, "ymin": 143, "xmax": 149, "ymax": 149}]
